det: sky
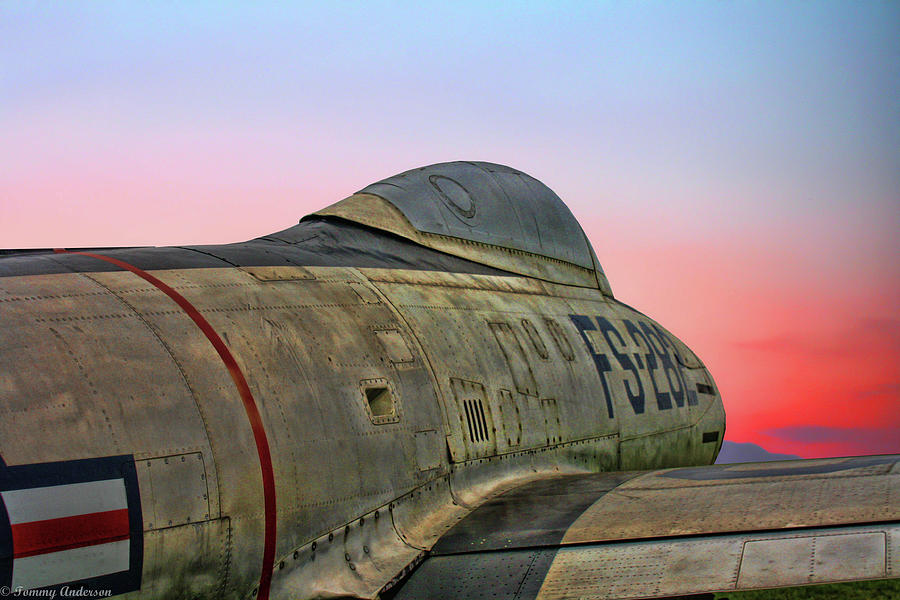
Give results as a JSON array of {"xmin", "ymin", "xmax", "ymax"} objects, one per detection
[{"xmin": 2, "ymin": 2, "xmax": 898, "ymax": 458}]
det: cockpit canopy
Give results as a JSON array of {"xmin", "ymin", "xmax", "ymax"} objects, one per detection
[{"xmin": 311, "ymin": 161, "xmax": 611, "ymax": 293}]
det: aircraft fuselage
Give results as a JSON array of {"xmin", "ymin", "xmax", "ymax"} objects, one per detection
[{"xmin": 0, "ymin": 162, "xmax": 724, "ymax": 599}]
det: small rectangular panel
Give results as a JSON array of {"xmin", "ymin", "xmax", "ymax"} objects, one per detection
[
  {"xmin": 488, "ymin": 322, "xmax": 538, "ymax": 396},
  {"xmin": 374, "ymin": 329, "xmax": 414, "ymax": 364},
  {"xmin": 138, "ymin": 452, "xmax": 210, "ymax": 529},
  {"xmin": 738, "ymin": 537, "xmax": 814, "ymax": 588},
  {"xmin": 496, "ymin": 389, "xmax": 522, "ymax": 449},
  {"xmin": 138, "ymin": 517, "xmax": 231, "ymax": 598},
  {"xmin": 414, "ymin": 430, "xmax": 442, "ymax": 471},
  {"xmin": 812, "ymin": 532, "xmax": 885, "ymax": 582},
  {"xmin": 540, "ymin": 538, "xmax": 742, "ymax": 599},
  {"xmin": 541, "ymin": 398, "xmax": 560, "ymax": 445},
  {"xmin": 239, "ymin": 266, "xmax": 315, "ymax": 281},
  {"xmin": 738, "ymin": 532, "xmax": 888, "ymax": 589}
]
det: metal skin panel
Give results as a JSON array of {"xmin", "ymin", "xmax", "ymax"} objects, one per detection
[
  {"xmin": 412, "ymin": 430, "xmax": 442, "ymax": 472},
  {"xmin": 562, "ymin": 456, "xmax": 899, "ymax": 544},
  {"xmin": 0, "ymin": 264, "xmax": 449, "ymax": 598},
  {"xmin": 139, "ymin": 517, "xmax": 232, "ymax": 598},
  {"xmin": 412, "ymin": 456, "xmax": 900, "ymax": 554},
  {"xmin": 356, "ymin": 162, "xmax": 594, "ymax": 270},
  {"xmin": 270, "ymin": 505, "xmax": 420, "ymax": 600},
  {"xmin": 397, "ymin": 525, "xmax": 900, "ymax": 600},
  {"xmin": 0, "ymin": 272, "xmax": 216, "ymax": 468},
  {"xmin": 409, "ymin": 455, "xmax": 899, "ymax": 555},
  {"xmin": 362, "ymin": 270, "xmax": 689, "ymax": 468},
  {"xmin": 0, "ymin": 219, "xmax": 509, "ymax": 280},
  {"xmin": 432, "ymin": 473, "xmax": 640, "ymax": 555},
  {"xmin": 388, "ymin": 475, "xmax": 469, "ymax": 551},
  {"xmin": 395, "ymin": 458, "xmax": 898, "ymax": 599},
  {"xmin": 392, "ymin": 549, "xmax": 558, "ymax": 600},
  {"xmin": 538, "ymin": 525, "xmax": 899, "ymax": 600},
  {"xmin": 315, "ymin": 194, "xmax": 604, "ymax": 290},
  {"xmin": 0, "ymin": 265, "xmax": 721, "ymax": 598},
  {"xmin": 136, "ymin": 453, "xmax": 210, "ymax": 529},
  {"xmin": 737, "ymin": 532, "xmax": 888, "ymax": 587}
]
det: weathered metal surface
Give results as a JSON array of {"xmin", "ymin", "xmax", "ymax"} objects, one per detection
[
  {"xmin": 411, "ymin": 455, "xmax": 899, "ymax": 559},
  {"xmin": 316, "ymin": 193, "xmax": 604, "ymax": 290},
  {"xmin": 562, "ymin": 455, "xmax": 899, "ymax": 543},
  {"xmin": 0, "ymin": 219, "xmax": 509, "ymax": 279},
  {"xmin": 396, "ymin": 524, "xmax": 900, "ymax": 600},
  {"xmin": 736, "ymin": 531, "xmax": 886, "ymax": 587},
  {"xmin": 0, "ymin": 252, "xmax": 732, "ymax": 599},
  {"xmin": 0, "ymin": 264, "xmax": 448, "ymax": 597},
  {"xmin": 269, "ymin": 504, "xmax": 419, "ymax": 600},
  {"xmin": 391, "ymin": 454, "xmax": 900, "ymax": 597},
  {"xmin": 391, "ymin": 549, "xmax": 559, "ymax": 600},
  {"xmin": 542, "ymin": 524, "xmax": 899, "ymax": 599},
  {"xmin": 357, "ymin": 161, "xmax": 594, "ymax": 269},
  {"xmin": 136, "ymin": 452, "xmax": 210, "ymax": 529},
  {"xmin": 433, "ymin": 472, "xmax": 641, "ymax": 554}
]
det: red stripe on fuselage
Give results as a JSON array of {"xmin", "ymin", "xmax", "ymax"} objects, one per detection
[
  {"xmin": 53, "ymin": 249, "xmax": 277, "ymax": 600},
  {"xmin": 12, "ymin": 508, "xmax": 129, "ymax": 558}
]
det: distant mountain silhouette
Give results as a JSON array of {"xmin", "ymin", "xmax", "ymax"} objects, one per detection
[{"xmin": 715, "ymin": 441, "xmax": 800, "ymax": 464}]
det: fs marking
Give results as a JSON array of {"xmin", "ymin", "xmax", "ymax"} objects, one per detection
[{"xmin": 569, "ymin": 314, "xmax": 699, "ymax": 418}]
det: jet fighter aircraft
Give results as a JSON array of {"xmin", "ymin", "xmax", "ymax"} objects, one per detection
[{"xmin": 0, "ymin": 161, "xmax": 896, "ymax": 599}]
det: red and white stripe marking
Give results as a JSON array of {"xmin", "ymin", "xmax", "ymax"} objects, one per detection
[{"xmin": 2, "ymin": 478, "xmax": 131, "ymax": 589}]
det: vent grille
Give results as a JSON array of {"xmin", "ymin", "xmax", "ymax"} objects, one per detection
[
  {"xmin": 463, "ymin": 398, "xmax": 490, "ymax": 443},
  {"xmin": 449, "ymin": 377, "xmax": 496, "ymax": 460}
]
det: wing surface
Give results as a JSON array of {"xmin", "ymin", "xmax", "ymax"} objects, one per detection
[{"xmin": 390, "ymin": 455, "xmax": 899, "ymax": 599}]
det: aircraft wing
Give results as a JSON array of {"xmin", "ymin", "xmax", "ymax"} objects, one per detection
[{"xmin": 391, "ymin": 454, "xmax": 899, "ymax": 599}]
